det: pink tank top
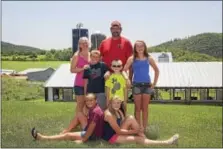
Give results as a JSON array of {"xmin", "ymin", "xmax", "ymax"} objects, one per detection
[{"xmin": 74, "ymin": 55, "xmax": 89, "ymax": 87}]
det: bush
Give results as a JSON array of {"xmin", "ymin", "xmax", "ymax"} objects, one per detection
[{"xmin": 1, "ymin": 77, "xmax": 44, "ymax": 101}]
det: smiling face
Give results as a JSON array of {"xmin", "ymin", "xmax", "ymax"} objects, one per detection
[
  {"xmin": 110, "ymin": 96, "xmax": 123, "ymax": 111},
  {"xmin": 85, "ymin": 93, "xmax": 97, "ymax": 109},
  {"xmin": 111, "ymin": 60, "xmax": 123, "ymax": 73},
  {"xmin": 133, "ymin": 40, "xmax": 149, "ymax": 59},
  {"xmin": 78, "ymin": 37, "xmax": 89, "ymax": 51},
  {"xmin": 90, "ymin": 50, "xmax": 101, "ymax": 65},
  {"xmin": 135, "ymin": 41, "xmax": 145, "ymax": 54}
]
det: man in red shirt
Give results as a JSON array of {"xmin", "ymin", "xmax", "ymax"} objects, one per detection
[
  {"xmin": 99, "ymin": 21, "xmax": 133, "ymax": 71},
  {"xmin": 99, "ymin": 20, "xmax": 133, "ymax": 110}
]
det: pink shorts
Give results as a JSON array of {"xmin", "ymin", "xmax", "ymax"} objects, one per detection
[{"xmin": 108, "ymin": 134, "xmax": 118, "ymax": 144}]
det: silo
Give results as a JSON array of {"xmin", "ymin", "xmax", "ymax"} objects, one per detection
[
  {"xmin": 72, "ymin": 28, "xmax": 89, "ymax": 54},
  {"xmin": 90, "ymin": 32, "xmax": 106, "ymax": 51}
]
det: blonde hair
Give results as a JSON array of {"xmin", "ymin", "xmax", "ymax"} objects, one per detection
[
  {"xmin": 77, "ymin": 37, "xmax": 90, "ymax": 53},
  {"xmin": 85, "ymin": 93, "xmax": 96, "ymax": 100},
  {"xmin": 108, "ymin": 95, "xmax": 125, "ymax": 118},
  {"xmin": 111, "ymin": 59, "xmax": 123, "ymax": 66},
  {"xmin": 90, "ymin": 49, "xmax": 101, "ymax": 57}
]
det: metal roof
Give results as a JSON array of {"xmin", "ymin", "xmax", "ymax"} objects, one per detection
[
  {"xmin": 0, "ymin": 69, "xmax": 16, "ymax": 75},
  {"xmin": 44, "ymin": 62, "xmax": 222, "ymax": 88},
  {"xmin": 44, "ymin": 64, "xmax": 75, "ymax": 88},
  {"xmin": 18, "ymin": 67, "xmax": 54, "ymax": 75}
]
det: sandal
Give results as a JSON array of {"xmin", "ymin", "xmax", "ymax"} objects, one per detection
[{"xmin": 31, "ymin": 127, "xmax": 38, "ymax": 140}]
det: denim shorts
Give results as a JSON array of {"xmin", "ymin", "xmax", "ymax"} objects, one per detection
[
  {"xmin": 132, "ymin": 82, "xmax": 154, "ymax": 95},
  {"xmin": 80, "ymin": 127, "xmax": 99, "ymax": 141},
  {"xmin": 73, "ymin": 86, "xmax": 84, "ymax": 95}
]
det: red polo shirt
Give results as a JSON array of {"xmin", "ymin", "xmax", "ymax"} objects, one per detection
[{"xmin": 99, "ymin": 37, "xmax": 133, "ymax": 70}]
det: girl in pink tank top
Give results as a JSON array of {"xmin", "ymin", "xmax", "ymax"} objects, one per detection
[
  {"xmin": 74, "ymin": 55, "xmax": 89, "ymax": 87},
  {"xmin": 70, "ymin": 37, "xmax": 90, "ymax": 113}
]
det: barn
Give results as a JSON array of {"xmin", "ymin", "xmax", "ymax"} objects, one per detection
[
  {"xmin": 44, "ymin": 62, "xmax": 222, "ymax": 105},
  {"xmin": 18, "ymin": 67, "xmax": 55, "ymax": 81}
]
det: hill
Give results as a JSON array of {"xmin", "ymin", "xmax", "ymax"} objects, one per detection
[
  {"xmin": 151, "ymin": 33, "xmax": 222, "ymax": 60},
  {"xmin": 1, "ymin": 41, "xmax": 46, "ymax": 56}
]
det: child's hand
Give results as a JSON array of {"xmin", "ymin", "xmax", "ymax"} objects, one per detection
[
  {"xmin": 126, "ymin": 79, "xmax": 132, "ymax": 88},
  {"xmin": 104, "ymin": 71, "xmax": 111, "ymax": 80},
  {"xmin": 83, "ymin": 65, "xmax": 90, "ymax": 70}
]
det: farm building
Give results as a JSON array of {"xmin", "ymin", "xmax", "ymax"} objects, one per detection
[
  {"xmin": 0, "ymin": 69, "xmax": 16, "ymax": 75},
  {"xmin": 18, "ymin": 67, "xmax": 55, "ymax": 81},
  {"xmin": 149, "ymin": 52, "xmax": 173, "ymax": 63},
  {"xmin": 44, "ymin": 62, "xmax": 222, "ymax": 105}
]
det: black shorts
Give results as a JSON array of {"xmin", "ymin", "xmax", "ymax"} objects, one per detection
[{"xmin": 73, "ymin": 86, "xmax": 84, "ymax": 95}]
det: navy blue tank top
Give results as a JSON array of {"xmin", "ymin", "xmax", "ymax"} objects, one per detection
[
  {"xmin": 102, "ymin": 113, "xmax": 122, "ymax": 141},
  {"xmin": 132, "ymin": 57, "xmax": 151, "ymax": 83}
]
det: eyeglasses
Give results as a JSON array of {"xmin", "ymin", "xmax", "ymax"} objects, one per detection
[{"xmin": 112, "ymin": 65, "xmax": 121, "ymax": 68}]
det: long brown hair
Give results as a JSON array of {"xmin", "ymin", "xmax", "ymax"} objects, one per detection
[{"xmin": 133, "ymin": 40, "xmax": 149, "ymax": 60}]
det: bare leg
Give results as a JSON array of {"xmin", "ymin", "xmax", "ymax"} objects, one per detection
[
  {"xmin": 142, "ymin": 94, "xmax": 151, "ymax": 130},
  {"xmin": 37, "ymin": 132, "xmax": 83, "ymax": 141},
  {"xmin": 76, "ymin": 95, "xmax": 85, "ymax": 113},
  {"xmin": 120, "ymin": 115, "xmax": 145, "ymax": 137},
  {"xmin": 134, "ymin": 94, "xmax": 142, "ymax": 127},
  {"xmin": 62, "ymin": 112, "xmax": 87, "ymax": 133},
  {"xmin": 115, "ymin": 134, "xmax": 179, "ymax": 145}
]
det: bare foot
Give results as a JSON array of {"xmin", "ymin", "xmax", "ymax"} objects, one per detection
[{"xmin": 168, "ymin": 134, "xmax": 179, "ymax": 145}]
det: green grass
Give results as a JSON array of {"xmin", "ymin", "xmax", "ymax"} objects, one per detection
[
  {"xmin": 1, "ymin": 61, "xmax": 68, "ymax": 71},
  {"xmin": 1, "ymin": 101, "xmax": 222, "ymax": 148}
]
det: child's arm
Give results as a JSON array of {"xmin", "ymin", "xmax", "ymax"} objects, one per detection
[
  {"xmin": 81, "ymin": 121, "xmax": 96, "ymax": 142},
  {"xmin": 84, "ymin": 79, "xmax": 88, "ymax": 95},
  {"xmin": 106, "ymin": 87, "xmax": 110, "ymax": 107},
  {"xmin": 149, "ymin": 56, "xmax": 159, "ymax": 88},
  {"xmin": 104, "ymin": 71, "xmax": 111, "ymax": 80},
  {"xmin": 123, "ymin": 87, "xmax": 127, "ymax": 113},
  {"xmin": 70, "ymin": 54, "xmax": 89, "ymax": 73},
  {"xmin": 83, "ymin": 69, "xmax": 90, "ymax": 95},
  {"xmin": 122, "ymin": 71, "xmax": 131, "ymax": 88}
]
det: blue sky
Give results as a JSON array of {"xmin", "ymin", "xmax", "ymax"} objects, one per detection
[{"xmin": 2, "ymin": 1, "xmax": 222, "ymax": 50}]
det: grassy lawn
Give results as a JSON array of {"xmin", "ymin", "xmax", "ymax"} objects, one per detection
[
  {"xmin": 1, "ymin": 61, "xmax": 68, "ymax": 71},
  {"xmin": 1, "ymin": 100, "xmax": 222, "ymax": 148}
]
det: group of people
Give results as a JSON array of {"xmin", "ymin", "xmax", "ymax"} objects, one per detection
[{"xmin": 31, "ymin": 21, "xmax": 179, "ymax": 146}]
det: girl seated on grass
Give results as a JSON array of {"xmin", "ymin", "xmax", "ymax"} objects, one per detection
[
  {"xmin": 31, "ymin": 93, "xmax": 104, "ymax": 143},
  {"xmin": 102, "ymin": 95, "xmax": 179, "ymax": 145}
]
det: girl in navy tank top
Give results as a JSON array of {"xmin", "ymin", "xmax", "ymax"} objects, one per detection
[
  {"xmin": 102, "ymin": 96, "xmax": 179, "ymax": 145},
  {"xmin": 123, "ymin": 40, "xmax": 160, "ymax": 133}
]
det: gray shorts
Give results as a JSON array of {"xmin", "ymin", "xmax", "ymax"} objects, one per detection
[
  {"xmin": 95, "ymin": 93, "xmax": 106, "ymax": 110},
  {"xmin": 132, "ymin": 82, "xmax": 154, "ymax": 95}
]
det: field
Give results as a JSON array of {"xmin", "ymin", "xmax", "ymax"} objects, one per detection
[
  {"xmin": 1, "ymin": 61, "xmax": 222, "ymax": 148},
  {"xmin": 1, "ymin": 100, "xmax": 222, "ymax": 148},
  {"xmin": 1, "ymin": 61, "xmax": 68, "ymax": 71}
]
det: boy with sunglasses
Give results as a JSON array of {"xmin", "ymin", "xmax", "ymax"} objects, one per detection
[{"xmin": 105, "ymin": 59, "xmax": 127, "ymax": 113}]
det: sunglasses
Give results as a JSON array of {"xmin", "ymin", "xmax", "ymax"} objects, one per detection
[{"xmin": 112, "ymin": 65, "xmax": 121, "ymax": 68}]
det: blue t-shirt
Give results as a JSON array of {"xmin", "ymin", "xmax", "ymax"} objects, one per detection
[{"xmin": 83, "ymin": 62, "xmax": 108, "ymax": 93}]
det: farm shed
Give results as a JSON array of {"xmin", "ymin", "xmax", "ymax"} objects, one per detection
[
  {"xmin": 149, "ymin": 52, "xmax": 173, "ymax": 63},
  {"xmin": 44, "ymin": 62, "xmax": 222, "ymax": 105},
  {"xmin": 0, "ymin": 69, "xmax": 16, "ymax": 75},
  {"xmin": 18, "ymin": 67, "xmax": 55, "ymax": 81}
]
